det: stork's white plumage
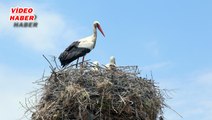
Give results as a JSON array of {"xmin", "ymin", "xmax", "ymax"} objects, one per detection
[
  {"xmin": 91, "ymin": 61, "xmax": 100, "ymax": 71},
  {"xmin": 106, "ymin": 56, "xmax": 116, "ymax": 70},
  {"xmin": 59, "ymin": 21, "xmax": 105, "ymax": 67}
]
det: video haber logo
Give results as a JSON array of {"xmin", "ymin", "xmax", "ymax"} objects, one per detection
[{"xmin": 10, "ymin": 7, "xmax": 38, "ymax": 28}]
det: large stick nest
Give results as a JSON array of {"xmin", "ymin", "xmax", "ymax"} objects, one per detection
[{"xmin": 28, "ymin": 62, "xmax": 165, "ymax": 120}]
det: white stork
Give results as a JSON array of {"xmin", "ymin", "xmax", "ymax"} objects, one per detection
[
  {"xmin": 105, "ymin": 56, "xmax": 116, "ymax": 70},
  {"xmin": 91, "ymin": 61, "xmax": 100, "ymax": 71},
  {"xmin": 59, "ymin": 21, "xmax": 105, "ymax": 67}
]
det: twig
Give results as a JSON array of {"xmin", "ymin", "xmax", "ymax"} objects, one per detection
[
  {"xmin": 42, "ymin": 55, "xmax": 54, "ymax": 71},
  {"xmin": 165, "ymin": 104, "xmax": 183, "ymax": 118},
  {"xmin": 151, "ymin": 70, "xmax": 154, "ymax": 80},
  {"xmin": 51, "ymin": 55, "xmax": 60, "ymax": 70}
]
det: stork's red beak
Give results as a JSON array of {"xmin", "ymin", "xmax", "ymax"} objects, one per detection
[{"xmin": 97, "ymin": 24, "xmax": 105, "ymax": 37}]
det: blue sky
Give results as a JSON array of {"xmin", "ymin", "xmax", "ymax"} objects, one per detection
[{"xmin": 0, "ymin": 0, "xmax": 212, "ymax": 120}]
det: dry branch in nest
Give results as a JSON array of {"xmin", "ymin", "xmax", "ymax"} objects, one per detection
[{"xmin": 25, "ymin": 61, "xmax": 165, "ymax": 120}]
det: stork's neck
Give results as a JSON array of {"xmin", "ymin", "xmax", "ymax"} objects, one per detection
[{"xmin": 93, "ymin": 26, "xmax": 97, "ymax": 40}]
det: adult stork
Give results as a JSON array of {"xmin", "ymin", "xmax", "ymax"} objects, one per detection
[{"xmin": 59, "ymin": 21, "xmax": 105, "ymax": 67}]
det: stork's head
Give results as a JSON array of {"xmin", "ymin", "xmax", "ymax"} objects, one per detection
[
  {"xmin": 93, "ymin": 61, "xmax": 99, "ymax": 66},
  {"xmin": 93, "ymin": 21, "xmax": 105, "ymax": 37},
  {"xmin": 92, "ymin": 61, "xmax": 100, "ymax": 71},
  {"xmin": 110, "ymin": 56, "xmax": 116, "ymax": 65}
]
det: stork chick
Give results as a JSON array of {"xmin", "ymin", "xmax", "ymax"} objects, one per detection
[
  {"xmin": 105, "ymin": 56, "xmax": 116, "ymax": 70},
  {"xmin": 91, "ymin": 61, "xmax": 100, "ymax": 71}
]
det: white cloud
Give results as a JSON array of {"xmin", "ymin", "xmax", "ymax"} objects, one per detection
[
  {"xmin": 0, "ymin": 2, "xmax": 77, "ymax": 52},
  {"xmin": 0, "ymin": 64, "xmax": 39, "ymax": 120},
  {"xmin": 0, "ymin": 2, "xmax": 79, "ymax": 119},
  {"xmin": 0, "ymin": 3, "xmax": 12, "ymax": 32},
  {"xmin": 16, "ymin": 12, "xmax": 65, "ymax": 51}
]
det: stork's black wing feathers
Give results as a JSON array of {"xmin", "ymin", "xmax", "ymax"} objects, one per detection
[
  {"xmin": 65, "ymin": 41, "xmax": 80, "ymax": 51},
  {"xmin": 59, "ymin": 41, "xmax": 91, "ymax": 67},
  {"xmin": 59, "ymin": 41, "xmax": 79, "ymax": 60}
]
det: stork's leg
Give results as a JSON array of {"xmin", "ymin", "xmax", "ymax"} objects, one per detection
[
  {"xmin": 82, "ymin": 56, "xmax": 85, "ymax": 63},
  {"xmin": 80, "ymin": 55, "xmax": 85, "ymax": 68},
  {"xmin": 76, "ymin": 58, "xmax": 79, "ymax": 68}
]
